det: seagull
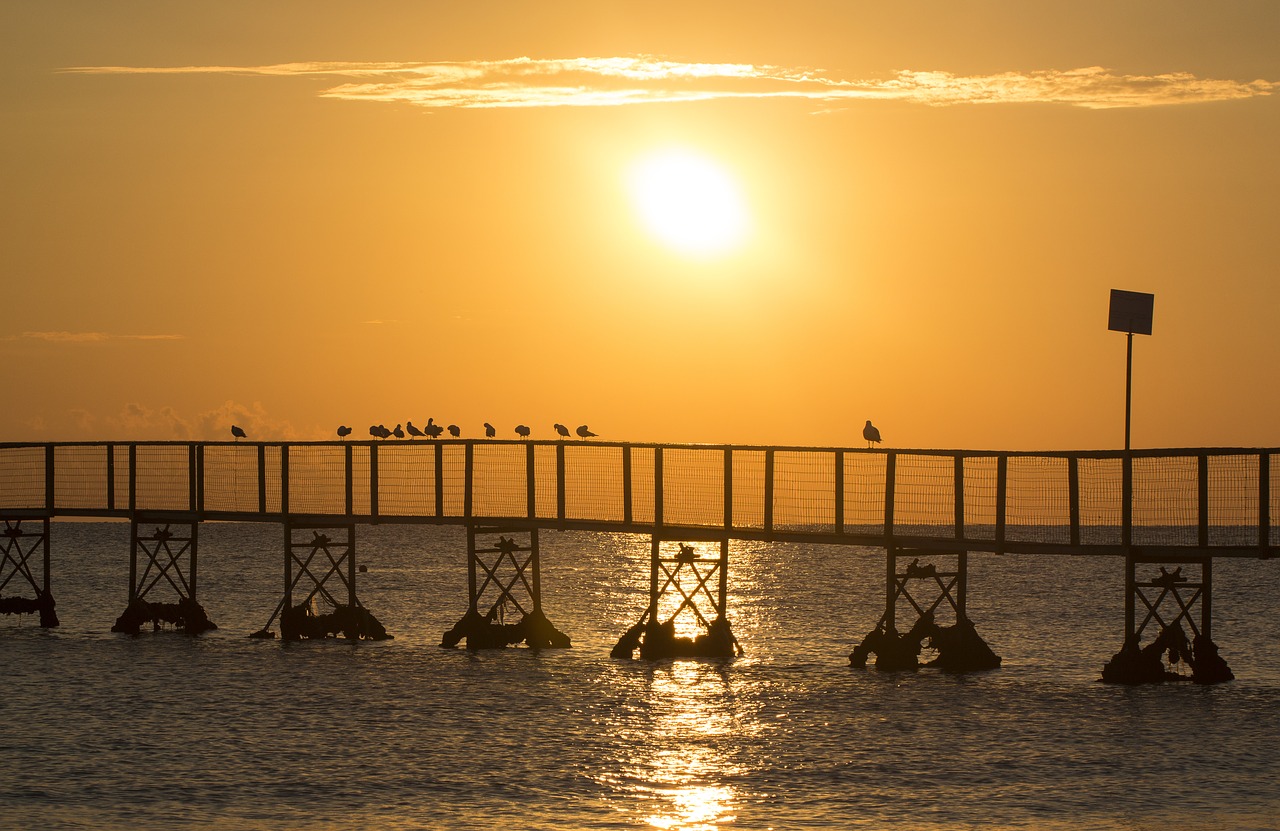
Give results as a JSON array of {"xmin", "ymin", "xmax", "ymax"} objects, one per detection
[
  {"xmin": 406, "ymin": 421, "xmax": 424, "ymax": 439},
  {"xmin": 576, "ymin": 425, "xmax": 596, "ymax": 439},
  {"xmin": 369, "ymin": 425, "xmax": 381, "ymax": 439},
  {"xmin": 424, "ymin": 418, "xmax": 444, "ymax": 439},
  {"xmin": 484, "ymin": 422, "xmax": 496, "ymax": 438},
  {"xmin": 448, "ymin": 424, "xmax": 460, "ymax": 438},
  {"xmin": 515, "ymin": 425, "xmax": 531, "ymax": 439},
  {"xmin": 231, "ymin": 425, "xmax": 246, "ymax": 441},
  {"xmin": 553, "ymin": 423, "xmax": 571, "ymax": 439},
  {"xmin": 392, "ymin": 423, "xmax": 406, "ymax": 440},
  {"xmin": 863, "ymin": 420, "xmax": 882, "ymax": 448},
  {"xmin": 336, "ymin": 425, "xmax": 352, "ymax": 440}
]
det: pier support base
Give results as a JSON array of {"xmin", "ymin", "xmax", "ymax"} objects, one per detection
[
  {"xmin": 442, "ymin": 526, "xmax": 569, "ymax": 649},
  {"xmin": 612, "ymin": 536, "xmax": 742, "ymax": 661},
  {"xmin": 112, "ymin": 517, "xmax": 214, "ymax": 635},
  {"xmin": 250, "ymin": 520, "xmax": 390, "ymax": 641},
  {"xmin": 850, "ymin": 548, "xmax": 1000, "ymax": 672},
  {"xmin": 1101, "ymin": 554, "xmax": 1232, "ymax": 684},
  {"xmin": 0, "ymin": 518, "xmax": 58, "ymax": 628}
]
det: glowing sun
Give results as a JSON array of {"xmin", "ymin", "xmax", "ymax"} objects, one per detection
[{"xmin": 627, "ymin": 149, "xmax": 750, "ymax": 258}]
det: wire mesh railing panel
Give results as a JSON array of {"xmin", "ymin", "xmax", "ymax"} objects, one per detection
[
  {"xmin": 1132, "ymin": 456, "xmax": 1197, "ymax": 546},
  {"xmin": 349, "ymin": 446, "xmax": 372, "ymax": 516},
  {"xmin": 662, "ymin": 448, "xmax": 723, "ymax": 528},
  {"xmin": 471, "ymin": 444, "xmax": 529, "ymax": 518},
  {"xmin": 53, "ymin": 445, "xmax": 106, "ymax": 510},
  {"xmin": 0, "ymin": 446, "xmax": 45, "ymax": 510},
  {"xmin": 564, "ymin": 444, "xmax": 625, "ymax": 523},
  {"xmin": 730, "ymin": 450, "xmax": 765, "ymax": 529},
  {"xmin": 1272, "ymin": 454, "xmax": 1279, "ymax": 547},
  {"xmin": 773, "ymin": 450, "xmax": 835, "ymax": 532},
  {"xmin": 893, "ymin": 454, "xmax": 955, "ymax": 537},
  {"xmin": 843, "ymin": 451, "xmax": 885, "ymax": 535},
  {"xmin": 630, "ymin": 447, "xmax": 655, "ymax": 526},
  {"xmin": 376, "ymin": 445, "xmax": 434, "ymax": 516},
  {"xmin": 533, "ymin": 445, "xmax": 558, "ymax": 519},
  {"xmin": 112, "ymin": 445, "xmax": 129, "ymax": 510},
  {"xmin": 285, "ymin": 446, "xmax": 349, "ymax": 515},
  {"xmin": 134, "ymin": 445, "xmax": 191, "ymax": 511},
  {"xmin": 1209, "ymin": 454, "xmax": 1258, "ymax": 546},
  {"xmin": 440, "ymin": 444, "xmax": 466, "ymax": 517},
  {"xmin": 1006, "ymin": 456, "xmax": 1070, "ymax": 544},
  {"xmin": 1079, "ymin": 457, "xmax": 1122, "ymax": 545},
  {"xmin": 962, "ymin": 456, "xmax": 997, "ymax": 540},
  {"xmin": 202, "ymin": 445, "xmax": 262, "ymax": 513},
  {"xmin": 264, "ymin": 446, "xmax": 283, "ymax": 514}
]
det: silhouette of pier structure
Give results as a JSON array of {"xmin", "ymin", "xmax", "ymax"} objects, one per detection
[{"xmin": 0, "ymin": 440, "xmax": 1274, "ymax": 680}]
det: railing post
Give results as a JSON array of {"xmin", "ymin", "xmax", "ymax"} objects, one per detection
[
  {"xmin": 884, "ymin": 452, "xmax": 896, "ymax": 541},
  {"xmin": 106, "ymin": 443, "xmax": 115, "ymax": 511},
  {"xmin": 834, "ymin": 450, "xmax": 844, "ymax": 535},
  {"xmin": 369, "ymin": 443, "xmax": 379, "ymax": 520},
  {"xmin": 622, "ymin": 444, "xmax": 632, "ymax": 526},
  {"xmin": 724, "ymin": 448, "xmax": 734, "ymax": 532},
  {"xmin": 464, "ymin": 442, "xmax": 474, "ymax": 520},
  {"xmin": 1260, "ymin": 452, "xmax": 1271, "ymax": 553},
  {"xmin": 257, "ymin": 444, "xmax": 267, "ymax": 514},
  {"xmin": 188, "ymin": 443, "xmax": 197, "ymax": 512},
  {"xmin": 526, "ymin": 443, "xmax": 537, "ymax": 520},
  {"xmin": 764, "ymin": 448, "xmax": 774, "ymax": 533},
  {"xmin": 280, "ymin": 445, "xmax": 290, "ymax": 516},
  {"xmin": 1121, "ymin": 453, "xmax": 1133, "ymax": 550},
  {"xmin": 434, "ymin": 443, "xmax": 444, "ymax": 517},
  {"xmin": 128, "ymin": 444, "xmax": 137, "ymax": 513},
  {"xmin": 1198, "ymin": 454, "xmax": 1209, "ymax": 548},
  {"xmin": 344, "ymin": 443, "xmax": 354, "ymax": 517},
  {"xmin": 995, "ymin": 455, "xmax": 1007, "ymax": 553},
  {"xmin": 1068, "ymin": 456, "xmax": 1081, "ymax": 547},
  {"xmin": 556, "ymin": 443, "xmax": 566, "ymax": 523},
  {"xmin": 654, "ymin": 447, "xmax": 664, "ymax": 528},
  {"xmin": 953, "ymin": 455, "xmax": 964, "ymax": 540},
  {"xmin": 44, "ymin": 444, "xmax": 54, "ymax": 513}
]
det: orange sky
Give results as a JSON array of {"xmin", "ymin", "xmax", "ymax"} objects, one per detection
[{"xmin": 2, "ymin": 2, "xmax": 1278, "ymax": 450}]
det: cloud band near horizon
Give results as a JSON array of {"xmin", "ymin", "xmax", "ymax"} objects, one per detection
[{"xmin": 63, "ymin": 57, "xmax": 1277, "ymax": 111}]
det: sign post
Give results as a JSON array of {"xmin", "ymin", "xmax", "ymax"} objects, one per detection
[{"xmin": 1107, "ymin": 289, "xmax": 1155, "ymax": 451}]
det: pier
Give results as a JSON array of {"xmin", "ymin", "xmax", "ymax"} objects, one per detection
[{"xmin": 0, "ymin": 440, "xmax": 1274, "ymax": 679}]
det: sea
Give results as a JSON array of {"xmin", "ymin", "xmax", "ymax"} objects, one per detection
[{"xmin": 2, "ymin": 521, "xmax": 1278, "ymax": 831}]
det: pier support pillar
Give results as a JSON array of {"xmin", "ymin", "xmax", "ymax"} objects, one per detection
[
  {"xmin": 1101, "ymin": 554, "xmax": 1232, "ymax": 684},
  {"xmin": 612, "ymin": 535, "xmax": 742, "ymax": 660},
  {"xmin": 0, "ymin": 517, "xmax": 58, "ymax": 627},
  {"xmin": 112, "ymin": 516, "xmax": 215, "ymax": 634},
  {"xmin": 442, "ymin": 525, "xmax": 570, "ymax": 649},
  {"xmin": 250, "ymin": 520, "xmax": 390, "ymax": 641},
  {"xmin": 850, "ymin": 547, "xmax": 1000, "ymax": 672}
]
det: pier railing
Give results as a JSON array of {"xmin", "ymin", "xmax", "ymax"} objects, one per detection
[{"xmin": 0, "ymin": 441, "xmax": 1275, "ymax": 557}]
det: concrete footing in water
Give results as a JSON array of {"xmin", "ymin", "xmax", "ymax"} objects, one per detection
[
  {"xmin": 251, "ymin": 602, "xmax": 392, "ymax": 641},
  {"xmin": 0, "ymin": 591, "xmax": 59, "ymax": 628},
  {"xmin": 611, "ymin": 616, "xmax": 742, "ymax": 660},
  {"xmin": 850, "ymin": 613, "xmax": 1001, "ymax": 672},
  {"xmin": 441, "ymin": 608, "xmax": 570, "ymax": 650},
  {"xmin": 1100, "ymin": 626, "xmax": 1233, "ymax": 685},
  {"xmin": 112, "ymin": 597, "xmax": 216, "ymax": 635}
]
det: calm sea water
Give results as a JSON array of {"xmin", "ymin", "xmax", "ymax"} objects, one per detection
[{"xmin": 2, "ymin": 521, "xmax": 1278, "ymax": 830}]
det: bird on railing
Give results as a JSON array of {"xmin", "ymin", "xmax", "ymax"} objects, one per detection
[
  {"xmin": 554, "ymin": 423, "xmax": 571, "ymax": 439},
  {"xmin": 336, "ymin": 425, "xmax": 352, "ymax": 440},
  {"xmin": 576, "ymin": 425, "xmax": 596, "ymax": 439},
  {"xmin": 370, "ymin": 424, "xmax": 391, "ymax": 440},
  {"xmin": 484, "ymin": 423, "xmax": 496, "ymax": 438},
  {"xmin": 231, "ymin": 425, "xmax": 247, "ymax": 441},
  {"xmin": 863, "ymin": 420, "xmax": 882, "ymax": 448},
  {"xmin": 392, "ymin": 423, "xmax": 406, "ymax": 440},
  {"xmin": 515, "ymin": 424, "xmax": 531, "ymax": 439},
  {"xmin": 448, "ymin": 424, "xmax": 461, "ymax": 438},
  {"xmin": 424, "ymin": 418, "xmax": 444, "ymax": 439},
  {"xmin": 405, "ymin": 421, "xmax": 424, "ymax": 440}
]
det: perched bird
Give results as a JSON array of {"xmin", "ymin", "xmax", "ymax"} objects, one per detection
[
  {"xmin": 515, "ymin": 425, "xmax": 531, "ymax": 439},
  {"xmin": 392, "ymin": 423, "xmax": 406, "ymax": 440},
  {"xmin": 483, "ymin": 422, "xmax": 496, "ymax": 438},
  {"xmin": 369, "ymin": 425, "xmax": 381, "ymax": 439},
  {"xmin": 553, "ymin": 423, "xmax": 571, "ymax": 439},
  {"xmin": 370, "ymin": 424, "xmax": 391, "ymax": 440},
  {"xmin": 576, "ymin": 425, "xmax": 596, "ymax": 439},
  {"xmin": 447, "ymin": 424, "xmax": 460, "ymax": 438},
  {"xmin": 231, "ymin": 425, "xmax": 247, "ymax": 441},
  {"xmin": 863, "ymin": 420, "xmax": 882, "ymax": 448},
  {"xmin": 424, "ymin": 418, "xmax": 444, "ymax": 439},
  {"xmin": 406, "ymin": 421, "xmax": 424, "ymax": 439},
  {"xmin": 336, "ymin": 425, "xmax": 352, "ymax": 440}
]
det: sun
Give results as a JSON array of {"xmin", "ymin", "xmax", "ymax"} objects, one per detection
[{"xmin": 627, "ymin": 149, "xmax": 750, "ymax": 258}]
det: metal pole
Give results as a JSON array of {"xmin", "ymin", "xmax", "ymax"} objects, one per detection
[{"xmin": 1124, "ymin": 331, "xmax": 1133, "ymax": 451}]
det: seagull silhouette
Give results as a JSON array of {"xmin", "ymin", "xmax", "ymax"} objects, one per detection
[
  {"xmin": 483, "ymin": 422, "xmax": 496, "ymax": 438},
  {"xmin": 576, "ymin": 425, "xmax": 596, "ymax": 439},
  {"xmin": 863, "ymin": 420, "xmax": 882, "ymax": 448},
  {"xmin": 447, "ymin": 424, "xmax": 460, "ymax": 438},
  {"xmin": 231, "ymin": 425, "xmax": 246, "ymax": 441},
  {"xmin": 406, "ymin": 421, "xmax": 424, "ymax": 439},
  {"xmin": 515, "ymin": 425, "xmax": 531, "ymax": 439},
  {"xmin": 369, "ymin": 425, "xmax": 380, "ymax": 439},
  {"xmin": 424, "ymin": 418, "xmax": 444, "ymax": 439},
  {"xmin": 336, "ymin": 425, "xmax": 352, "ymax": 440},
  {"xmin": 392, "ymin": 423, "xmax": 406, "ymax": 440},
  {"xmin": 553, "ymin": 423, "xmax": 571, "ymax": 439},
  {"xmin": 373, "ymin": 424, "xmax": 392, "ymax": 440}
]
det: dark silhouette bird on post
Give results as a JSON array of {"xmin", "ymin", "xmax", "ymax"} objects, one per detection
[
  {"xmin": 576, "ymin": 425, "xmax": 596, "ymax": 439},
  {"xmin": 336, "ymin": 425, "xmax": 352, "ymax": 440},
  {"xmin": 515, "ymin": 425, "xmax": 531, "ymax": 439},
  {"xmin": 406, "ymin": 421, "xmax": 424, "ymax": 439},
  {"xmin": 863, "ymin": 420, "xmax": 882, "ymax": 448},
  {"xmin": 554, "ymin": 423, "xmax": 571, "ymax": 439},
  {"xmin": 369, "ymin": 425, "xmax": 380, "ymax": 439},
  {"xmin": 447, "ymin": 424, "xmax": 460, "ymax": 438},
  {"xmin": 484, "ymin": 423, "xmax": 496, "ymax": 438},
  {"xmin": 231, "ymin": 425, "xmax": 246, "ymax": 441},
  {"xmin": 424, "ymin": 418, "xmax": 444, "ymax": 439},
  {"xmin": 392, "ymin": 423, "xmax": 406, "ymax": 440}
]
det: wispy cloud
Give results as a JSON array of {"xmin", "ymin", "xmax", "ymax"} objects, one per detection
[
  {"xmin": 64, "ymin": 57, "xmax": 1277, "ymax": 110},
  {"xmin": 14, "ymin": 331, "xmax": 184, "ymax": 343}
]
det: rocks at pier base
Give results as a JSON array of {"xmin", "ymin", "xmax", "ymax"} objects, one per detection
[
  {"xmin": 278, "ymin": 601, "xmax": 391, "ymax": 641},
  {"xmin": 111, "ymin": 597, "xmax": 217, "ymax": 635},
  {"xmin": 924, "ymin": 618, "xmax": 1002, "ymax": 672},
  {"xmin": 1100, "ymin": 626, "xmax": 1233, "ymax": 685},
  {"xmin": 0, "ymin": 591, "xmax": 59, "ymax": 628},
  {"xmin": 440, "ymin": 608, "xmax": 571, "ymax": 650},
  {"xmin": 850, "ymin": 614, "xmax": 1000, "ymax": 673},
  {"xmin": 611, "ymin": 616, "xmax": 742, "ymax": 660}
]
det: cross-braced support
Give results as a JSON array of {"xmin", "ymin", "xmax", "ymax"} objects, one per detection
[
  {"xmin": 442, "ymin": 525, "xmax": 569, "ymax": 649},
  {"xmin": 112, "ymin": 517, "xmax": 215, "ymax": 634},
  {"xmin": 850, "ymin": 547, "xmax": 999, "ymax": 672},
  {"xmin": 250, "ymin": 521, "xmax": 390, "ymax": 641},
  {"xmin": 1101, "ymin": 554, "xmax": 1232, "ymax": 684},
  {"xmin": 612, "ymin": 536, "xmax": 742, "ymax": 660},
  {"xmin": 0, "ymin": 518, "xmax": 58, "ymax": 627}
]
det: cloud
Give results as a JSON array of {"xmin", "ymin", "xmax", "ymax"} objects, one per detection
[
  {"xmin": 63, "ymin": 57, "xmax": 1278, "ymax": 111},
  {"xmin": 14, "ymin": 331, "xmax": 183, "ymax": 343}
]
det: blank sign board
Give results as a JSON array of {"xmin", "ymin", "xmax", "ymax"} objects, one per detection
[{"xmin": 1108, "ymin": 289, "xmax": 1154, "ymax": 335}]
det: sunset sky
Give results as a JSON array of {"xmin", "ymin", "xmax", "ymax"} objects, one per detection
[{"xmin": 3, "ymin": 2, "xmax": 1278, "ymax": 450}]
